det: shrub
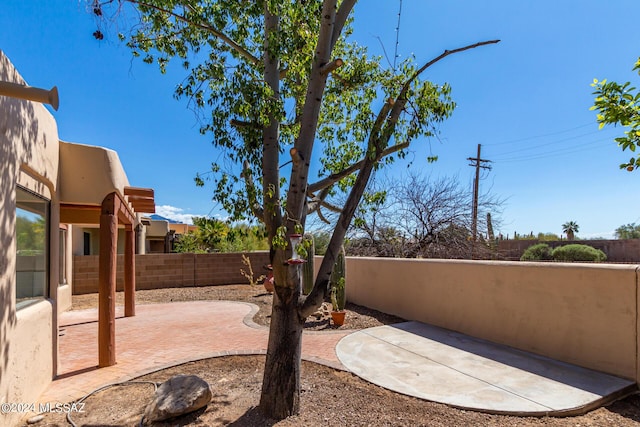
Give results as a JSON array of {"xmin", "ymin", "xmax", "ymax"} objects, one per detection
[
  {"xmin": 551, "ymin": 244, "xmax": 607, "ymax": 262},
  {"xmin": 520, "ymin": 243, "xmax": 553, "ymax": 261}
]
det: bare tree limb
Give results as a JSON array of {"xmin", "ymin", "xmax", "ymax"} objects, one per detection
[
  {"xmin": 380, "ymin": 40, "xmax": 500, "ymax": 149},
  {"xmin": 316, "ymin": 206, "xmax": 331, "ymax": 224},
  {"xmin": 308, "ymin": 141, "xmax": 409, "ymax": 193},
  {"xmin": 410, "ymin": 40, "xmax": 500, "ymax": 83},
  {"xmin": 320, "ymin": 58, "xmax": 344, "ymax": 75}
]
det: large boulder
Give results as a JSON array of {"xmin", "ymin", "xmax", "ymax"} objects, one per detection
[{"xmin": 143, "ymin": 375, "xmax": 212, "ymax": 424}]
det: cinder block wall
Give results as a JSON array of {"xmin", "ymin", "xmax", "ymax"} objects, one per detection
[
  {"xmin": 497, "ymin": 239, "xmax": 640, "ymax": 262},
  {"xmin": 72, "ymin": 252, "xmax": 270, "ymax": 294}
]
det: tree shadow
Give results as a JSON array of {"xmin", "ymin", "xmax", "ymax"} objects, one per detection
[
  {"xmin": 226, "ymin": 406, "xmax": 276, "ymax": 426},
  {"xmin": 345, "ymin": 302, "xmax": 405, "ymax": 325}
]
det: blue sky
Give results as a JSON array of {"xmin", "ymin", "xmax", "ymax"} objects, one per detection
[{"xmin": 1, "ymin": 1, "xmax": 639, "ymax": 238}]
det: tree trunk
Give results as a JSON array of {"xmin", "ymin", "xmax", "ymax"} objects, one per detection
[{"xmin": 259, "ymin": 285, "xmax": 304, "ymax": 419}]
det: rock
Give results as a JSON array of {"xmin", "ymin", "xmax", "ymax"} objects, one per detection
[
  {"xmin": 26, "ymin": 414, "xmax": 44, "ymax": 424},
  {"xmin": 143, "ymin": 375, "xmax": 212, "ymax": 424},
  {"xmin": 311, "ymin": 302, "xmax": 332, "ymax": 321}
]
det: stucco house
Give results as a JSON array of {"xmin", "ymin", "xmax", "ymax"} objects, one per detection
[{"xmin": 0, "ymin": 50, "xmax": 155, "ymax": 425}]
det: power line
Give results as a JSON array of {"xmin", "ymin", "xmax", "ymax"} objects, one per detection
[
  {"xmin": 393, "ymin": 0, "xmax": 403, "ymax": 72},
  {"xmin": 490, "ymin": 137, "xmax": 611, "ymax": 163},
  {"xmin": 482, "ymin": 122, "xmax": 595, "ymax": 147},
  {"xmin": 468, "ymin": 144, "xmax": 491, "ymax": 258},
  {"xmin": 491, "ymin": 130, "xmax": 604, "ymax": 157}
]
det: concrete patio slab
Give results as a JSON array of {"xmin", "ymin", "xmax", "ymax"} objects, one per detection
[{"xmin": 336, "ymin": 321, "xmax": 636, "ymax": 416}]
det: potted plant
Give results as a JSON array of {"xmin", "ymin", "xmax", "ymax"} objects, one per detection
[{"xmin": 329, "ymin": 246, "xmax": 346, "ymax": 326}]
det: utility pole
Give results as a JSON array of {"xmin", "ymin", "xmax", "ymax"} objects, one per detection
[{"xmin": 468, "ymin": 144, "xmax": 492, "ymax": 258}]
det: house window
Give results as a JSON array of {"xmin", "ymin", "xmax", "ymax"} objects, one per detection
[
  {"xmin": 16, "ymin": 186, "xmax": 49, "ymax": 308},
  {"xmin": 59, "ymin": 227, "xmax": 67, "ymax": 285},
  {"xmin": 83, "ymin": 232, "xmax": 91, "ymax": 255}
]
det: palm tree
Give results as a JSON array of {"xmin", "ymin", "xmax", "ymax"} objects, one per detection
[{"xmin": 562, "ymin": 221, "xmax": 579, "ymax": 241}]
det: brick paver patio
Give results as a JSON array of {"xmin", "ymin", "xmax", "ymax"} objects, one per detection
[{"xmin": 39, "ymin": 300, "xmax": 349, "ymax": 405}]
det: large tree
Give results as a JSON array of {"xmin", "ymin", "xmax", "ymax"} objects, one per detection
[
  {"xmin": 591, "ymin": 57, "xmax": 640, "ymax": 171},
  {"xmin": 90, "ymin": 0, "xmax": 498, "ymax": 418}
]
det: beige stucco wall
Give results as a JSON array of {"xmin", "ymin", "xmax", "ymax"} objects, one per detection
[
  {"xmin": 147, "ymin": 219, "xmax": 169, "ymax": 237},
  {"xmin": 58, "ymin": 140, "xmax": 130, "ymax": 206},
  {"xmin": 3, "ymin": 301, "xmax": 53, "ymax": 418},
  {"xmin": 345, "ymin": 257, "xmax": 639, "ymax": 381},
  {"xmin": 0, "ymin": 50, "xmax": 60, "ymax": 426}
]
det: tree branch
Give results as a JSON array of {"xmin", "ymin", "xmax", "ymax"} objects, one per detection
[
  {"xmin": 410, "ymin": 40, "xmax": 500, "ymax": 83},
  {"xmin": 241, "ymin": 160, "xmax": 264, "ymax": 219},
  {"xmin": 308, "ymin": 141, "xmax": 409, "ymax": 193},
  {"xmin": 320, "ymin": 58, "xmax": 344, "ymax": 75},
  {"xmin": 378, "ymin": 40, "xmax": 500, "ymax": 154},
  {"xmin": 331, "ymin": 0, "xmax": 357, "ymax": 51},
  {"xmin": 127, "ymin": 0, "xmax": 261, "ymax": 66}
]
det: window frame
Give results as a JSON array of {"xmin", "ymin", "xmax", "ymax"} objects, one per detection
[{"xmin": 15, "ymin": 185, "xmax": 50, "ymax": 309}]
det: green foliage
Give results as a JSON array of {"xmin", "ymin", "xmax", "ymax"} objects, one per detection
[
  {"xmin": 16, "ymin": 215, "xmax": 46, "ymax": 252},
  {"xmin": 537, "ymin": 232, "xmax": 560, "ymax": 241},
  {"xmin": 173, "ymin": 232, "xmax": 207, "ymax": 254},
  {"xmin": 615, "ymin": 223, "xmax": 640, "ymax": 239},
  {"xmin": 552, "ymin": 244, "xmax": 607, "ymax": 262},
  {"xmin": 330, "ymin": 246, "xmax": 346, "ymax": 311},
  {"xmin": 97, "ymin": 0, "xmax": 459, "ymax": 225},
  {"xmin": 520, "ymin": 243, "xmax": 553, "ymax": 261},
  {"xmin": 173, "ymin": 217, "xmax": 268, "ymax": 253},
  {"xmin": 311, "ymin": 231, "xmax": 330, "ymax": 255},
  {"xmin": 301, "ymin": 233, "xmax": 315, "ymax": 295},
  {"xmin": 591, "ymin": 57, "xmax": 640, "ymax": 171}
]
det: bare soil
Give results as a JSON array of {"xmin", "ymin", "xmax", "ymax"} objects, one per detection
[{"xmin": 24, "ymin": 284, "xmax": 640, "ymax": 427}]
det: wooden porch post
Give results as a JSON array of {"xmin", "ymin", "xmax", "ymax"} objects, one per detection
[
  {"xmin": 98, "ymin": 193, "xmax": 118, "ymax": 367},
  {"xmin": 124, "ymin": 226, "xmax": 136, "ymax": 317}
]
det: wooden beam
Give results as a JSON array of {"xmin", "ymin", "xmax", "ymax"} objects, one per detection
[
  {"xmin": 98, "ymin": 193, "xmax": 117, "ymax": 367},
  {"xmin": 124, "ymin": 187, "xmax": 154, "ymax": 198},
  {"xmin": 60, "ymin": 205, "xmax": 100, "ymax": 225},
  {"xmin": 124, "ymin": 228, "xmax": 136, "ymax": 317}
]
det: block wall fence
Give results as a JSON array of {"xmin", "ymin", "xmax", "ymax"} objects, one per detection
[
  {"xmin": 497, "ymin": 239, "xmax": 640, "ymax": 262},
  {"xmin": 73, "ymin": 252, "xmax": 640, "ymax": 384},
  {"xmin": 345, "ymin": 257, "xmax": 640, "ymax": 384},
  {"xmin": 72, "ymin": 252, "xmax": 270, "ymax": 294}
]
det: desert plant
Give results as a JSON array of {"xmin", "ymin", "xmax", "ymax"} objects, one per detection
[
  {"xmin": 302, "ymin": 234, "xmax": 315, "ymax": 295},
  {"xmin": 240, "ymin": 254, "xmax": 265, "ymax": 287},
  {"xmin": 330, "ymin": 246, "xmax": 346, "ymax": 311},
  {"xmin": 552, "ymin": 244, "xmax": 607, "ymax": 262},
  {"xmin": 520, "ymin": 243, "xmax": 553, "ymax": 261}
]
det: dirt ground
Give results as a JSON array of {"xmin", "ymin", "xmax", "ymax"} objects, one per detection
[{"xmin": 23, "ymin": 284, "xmax": 640, "ymax": 427}]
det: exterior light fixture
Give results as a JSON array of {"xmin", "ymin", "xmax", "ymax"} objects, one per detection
[{"xmin": 0, "ymin": 81, "xmax": 59, "ymax": 110}]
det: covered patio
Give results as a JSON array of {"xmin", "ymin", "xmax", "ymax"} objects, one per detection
[{"xmin": 58, "ymin": 141, "xmax": 155, "ymax": 367}]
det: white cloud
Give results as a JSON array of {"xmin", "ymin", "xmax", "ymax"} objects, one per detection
[
  {"xmin": 581, "ymin": 231, "xmax": 616, "ymax": 240},
  {"xmin": 155, "ymin": 205, "xmax": 205, "ymax": 225}
]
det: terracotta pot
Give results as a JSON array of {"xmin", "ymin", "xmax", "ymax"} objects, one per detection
[
  {"xmin": 331, "ymin": 311, "xmax": 345, "ymax": 326},
  {"xmin": 264, "ymin": 277, "xmax": 274, "ymax": 294}
]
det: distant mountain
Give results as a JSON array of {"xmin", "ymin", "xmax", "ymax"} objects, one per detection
[{"xmin": 149, "ymin": 214, "xmax": 180, "ymax": 224}]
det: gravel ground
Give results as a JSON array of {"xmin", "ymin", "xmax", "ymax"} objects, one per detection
[{"xmin": 25, "ymin": 284, "xmax": 640, "ymax": 427}]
